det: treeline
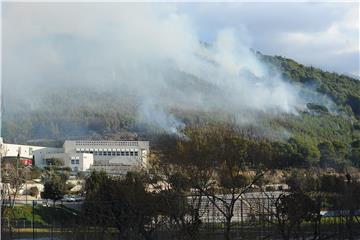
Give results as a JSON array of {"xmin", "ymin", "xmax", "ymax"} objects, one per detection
[
  {"xmin": 157, "ymin": 123, "xmax": 360, "ymax": 171},
  {"xmin": 3, "ymin": 106, "xmax": 360, "ymax": 169},
  {"xmin": 79, "ymin": 123, "xmax": 360, "ymax": 240},
  {"xmin": 3, "ymin": 122, "xmax": 359, "ymax": 239}
]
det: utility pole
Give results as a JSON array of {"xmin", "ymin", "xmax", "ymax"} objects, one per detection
[
  {"xmin": 13, "ymin": 146, "xmax": 20, "ymax": 207},
  {"xmin": 0, "ymin": 138, "xmax": 2, "ymax": 228},
  {"xmin": 26, "ymin": 180, "xmax": 28, "ymax": 204},
  {"xmin": 16, "ymin": 147, "xmax": 20, "ymax": 172},
  {"xmin": 32, "ymin": 200, "xmax": 35, "ymax": 240}
]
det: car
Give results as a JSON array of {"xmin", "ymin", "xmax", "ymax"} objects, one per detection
[
  {"xmin": 67, "ymin": 196, "xmax": 76, "ymax": 202},
  {"xmin": 74, "ymin": 195, "xmax": 84, "ymax": 202},
  {"xmin": 63, "ymin": 195, "xmax": 76, "ymax": 202}
]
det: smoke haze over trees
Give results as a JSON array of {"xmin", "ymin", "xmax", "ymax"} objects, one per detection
[
  {"xmin": 3, "ymin": 3, "xmax": 329, "ymax": 133},
  {"xmin": 2, "ymin": 3, "xmax": 360, "ymax": 169}
]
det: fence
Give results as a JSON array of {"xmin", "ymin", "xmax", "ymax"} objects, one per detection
[{"xmin": 2, "ymin": 194, "xmax": 360, "ymax": 240}]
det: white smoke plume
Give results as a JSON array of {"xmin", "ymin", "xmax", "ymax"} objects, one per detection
[{"xmin": 3, "ymin": 3, "xmax": 308, "ymax": 135}]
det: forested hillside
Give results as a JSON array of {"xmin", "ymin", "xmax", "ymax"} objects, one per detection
[
  {"xmin": 260, "ymin": 54, "xmax": 360, "ymax": 117},
  {"xmin": 3, "ymin": 54, "xmax": 360, "ymax": 169},
  {"xmin": 260, "ymin": 54, "xmax": 360, "ymax": 169}
]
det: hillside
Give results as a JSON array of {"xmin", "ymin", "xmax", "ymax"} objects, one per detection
[
  {"xmin": 2, "ymin": 54, "xmax": 360, "ymax": 169},
  {"xmin": 260, "ymin": 54, "xmax": 360, "ymax": 117}
]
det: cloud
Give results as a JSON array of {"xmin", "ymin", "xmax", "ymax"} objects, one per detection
[
  {"xmin": 178, "ymin": 2, "xmax": 359, "ymax": 76},
  {"xmin": 278, "ymin": 5, "xmax": 359, "ymax": 75}
]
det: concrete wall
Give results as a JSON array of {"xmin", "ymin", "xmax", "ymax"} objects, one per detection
[{"xmin": 44, "ymin": 152, "xmax": 94, "ymax": 171}]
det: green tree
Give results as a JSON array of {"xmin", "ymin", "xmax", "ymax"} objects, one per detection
[
  {"xmin": 41, "ymin": 175, "xmax": 66, "ymax": 206},
  {"xmin": 151, "ymin": 162, "xmax": 206, "ymax": 240},
  {"xmin": 318, "ymin": 141, "xmax": 336, "ymax": 168},
  {"xmin": 271, "ymin": 142, "xmax": 297, "ymax": 168},
  {"xmin": 289, "ymin": 136, "xmax": 320, "ymax": 167},
  {"xmin": 29, "ymin": 186, "xmax": 39, "ymax": 197},
  {"xmin": 45, "ymin": 157, "xmax": 64, "ymax": 166},
  {"xmin": 82, "ymin": 171, "xmax": 114, "ymax": 233},
  {"xmin": 82, "ymin": 171, "xmax": 162, "ymax": 240},
  {"xmin": 273, "ymin": 192, "xmax": 321, "ymax": 240},
  {"xmin": 350, "ymin": 139, "xmax": 360, "ymax": 167}
]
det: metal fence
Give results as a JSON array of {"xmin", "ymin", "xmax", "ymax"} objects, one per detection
[{"xmin": 2, "ymin": 195, "xmax": 360, "ymax": 240}]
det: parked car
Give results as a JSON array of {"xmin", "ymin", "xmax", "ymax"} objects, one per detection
[
  {"xmin": 63, "ymin": 195, "xmax": 76, "ymax": 202},
  {"xmin": 74, "ymin": 195, "xmax": 84, "ymax": 202}
]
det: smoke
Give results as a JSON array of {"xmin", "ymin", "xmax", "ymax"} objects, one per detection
[
  {"xmin": 138, "ymin": 102, "xmax": 185, "ymax": 135},
  {"xmin": 3, "ymin": 3, "xmax": 315, "ymax": 135}
]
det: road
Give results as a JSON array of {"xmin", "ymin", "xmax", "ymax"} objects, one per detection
[{"xmin": 2, "ymin": 199, "xmax": 83, "ymax": 210}]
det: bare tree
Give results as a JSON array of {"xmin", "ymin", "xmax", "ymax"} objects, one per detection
[
  {"xmin": 161, "ymin": 123, "xmax": 272, "ymax": 240},
  {"xmin": 1, "ymin": 158, "xmax": 30, "ymax": 208}
]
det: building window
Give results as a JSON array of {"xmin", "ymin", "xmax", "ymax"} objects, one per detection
[
  {"xmin": 112, "ymin": 151, "xmax": 116, "ymax": 156},
  {"xmin": 121, "ymin": 151, "xmax": 125, "ymax": 156},
  {"xmin": 71, "ymin": 160, "xmax": 75, "ymax": 164},
  {"xmin": 76, "ymin": 159, "xmax": 79, "ymax": 164},
  {"xmin": 130, "ymin": 151, "xmax": 134, "ymax": 156},
  {"xmin": 126, "ymin": 151, "xmax": 129, "ymax": 156},
  {"xmin": 117, "ymin": 151, "xmax": 121, "ymax": 156},
  {"xmin": 134, "ymin": 152, "xmax": 138, "ymax": 156}
]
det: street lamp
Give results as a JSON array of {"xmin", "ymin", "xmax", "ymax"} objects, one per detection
[{"xmin": 32, "ymin": 200, "xmax": 37, "ymax": 240}]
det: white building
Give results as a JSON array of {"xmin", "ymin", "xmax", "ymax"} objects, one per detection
[
  {"xmin": 0, "ymin": 137, "xmax": 63, "ymax": 166},
  {"xmin": 63, "ymin": 140, "xmax": 149, "ymax": 176},
  {"xmin": 42, "ymin": 152, "xmax": 94, "ymax": 172},
  {"xmin": 0, "ymin": 138, "xmax": 149, "ymax": 175}
]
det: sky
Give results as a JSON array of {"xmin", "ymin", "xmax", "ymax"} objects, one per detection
[{"xmin": 177, "ymin": 2, "xmax": 359, "ymax": 77}]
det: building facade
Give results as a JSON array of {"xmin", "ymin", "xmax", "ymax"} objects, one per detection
[
  {"xmin": 63, "ymin": 140, "xmax": 149, "ymax": 176},
  {"xmin": 42, "ymin": 152, "xmax": 94, "ymax": 172},
  {"xmin": 0, "ymin": 138, "xmax": 149, "ymax": 175},
  {"xmin": 0, "ymin": 138, "xmax": 63, "ymax": 167}
]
